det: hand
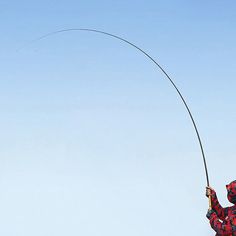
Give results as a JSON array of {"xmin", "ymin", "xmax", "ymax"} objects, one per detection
[
  {"xmin": 206, "ymin": 186, "xmax": 216, "ymax": 198},
  {"xmin": 206, "ymin": 209, "xmax": 215, "ymax": 219}
]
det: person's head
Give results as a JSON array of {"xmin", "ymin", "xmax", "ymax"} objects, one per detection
[{"xmin": 226, "ymin": 180, "xmax": 236, "ymax": 204}]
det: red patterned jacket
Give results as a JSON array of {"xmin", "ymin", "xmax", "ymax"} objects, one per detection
[{"xmin": 208, "ymin": 183, "xmax": 236, "ymax": 236}]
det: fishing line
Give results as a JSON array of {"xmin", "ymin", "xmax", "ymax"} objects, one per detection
[{"xmin": 22, "ymin": 28, "xmax": 210, "ymax": 187}]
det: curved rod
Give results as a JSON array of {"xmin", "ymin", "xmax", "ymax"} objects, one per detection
[{"xmin": 25, "ymin": 28, "xmax": 210, "ymax": 186}]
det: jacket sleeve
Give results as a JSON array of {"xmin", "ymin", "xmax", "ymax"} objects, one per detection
[
  {"xmin": 209, "ymin": 211, "xmax": 235, "ymax": 235},
  {"xmin": 211, "ymin": 192, "xmax": 228, "ymax": 220}
]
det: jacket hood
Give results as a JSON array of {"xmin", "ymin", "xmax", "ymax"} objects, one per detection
[{"xmin": 226, "ymin": 180, "xmax": 236, "ymax": 204}]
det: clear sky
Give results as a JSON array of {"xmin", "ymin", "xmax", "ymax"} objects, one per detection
[{"xmin": 0, "ymin": 1, "xmax": 236, "ymax": 235}]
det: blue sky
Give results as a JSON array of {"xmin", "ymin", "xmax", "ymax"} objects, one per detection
[{"xmin": 0, "ymin": 1, "xmax": 236, "ymax": 235}]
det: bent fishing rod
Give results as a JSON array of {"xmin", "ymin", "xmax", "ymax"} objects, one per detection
[{"xmin": 23, "ymin": 28, "xmax": 211, "ymax": 207}]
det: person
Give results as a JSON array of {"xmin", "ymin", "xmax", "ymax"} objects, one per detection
[{"xmin": 206, "ymin": 180, "xmax": 236, "ymax": 235}]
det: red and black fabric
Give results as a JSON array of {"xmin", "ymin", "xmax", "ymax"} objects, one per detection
[
  {"xmin": 207, "ymin": 181, "xmax": 236, "ymax": 236},
  {"xmin": 210, "ymin": 189, "xmax": 228, "ymax": 221},
  {"xmin": 226, "ymin": 181, "xmax": 236, "ymax": 204}
]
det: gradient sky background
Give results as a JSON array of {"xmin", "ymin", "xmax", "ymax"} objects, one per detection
[{"xmin": 0, "ymin": 1, "xmax": 236, "ymax": 235}]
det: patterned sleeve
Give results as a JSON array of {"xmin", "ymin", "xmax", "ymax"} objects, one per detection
[
  {"xmin": 211, "ymin": 192, "xmax": 228, "ymax": 220},
  {"xmin": 209, "ymin": 212, "xmax": 235, "ymax": 235}
]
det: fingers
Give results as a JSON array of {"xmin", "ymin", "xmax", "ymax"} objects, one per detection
[
  {"xmin": 206, "ymin": 189, "xmax": 211, "ymax": 195},
  {"xmin": 206, "ymin": 186, "xmax": 215, "ymax": 192},
  {"xmin": 206, "ymin": 186, "xmax": 214, "ymax": 191},
  {"xmin": 206, "ymin": 189, "xmax": 211, "ymax": 197},
  {"xmin": 205, "ymin": 186, "xmax": 216, "ymax": 197}
]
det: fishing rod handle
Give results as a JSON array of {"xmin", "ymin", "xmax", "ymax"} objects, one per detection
[{"xmin": 209, "ymin": 195, "xmax": 212, "ymax": 210}]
